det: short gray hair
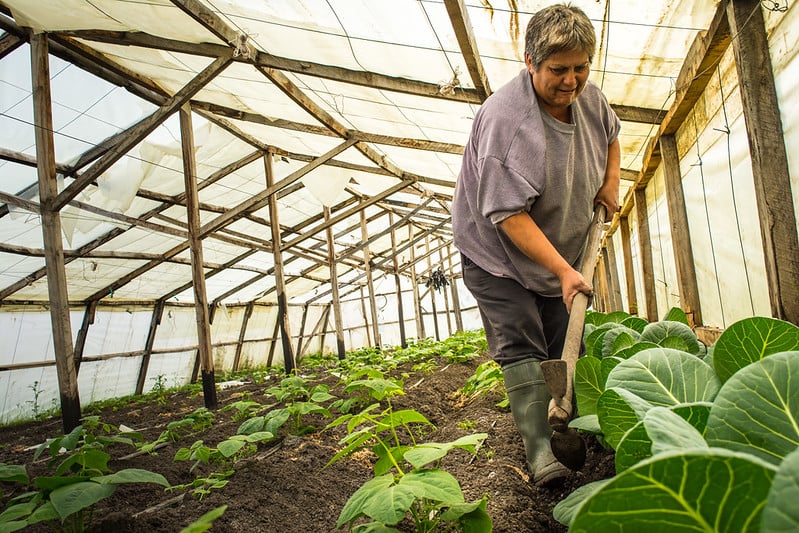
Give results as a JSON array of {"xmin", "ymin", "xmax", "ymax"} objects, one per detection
[{"xmin": 524, "ymin": 4, "xmax": 596, "ymax": 70}]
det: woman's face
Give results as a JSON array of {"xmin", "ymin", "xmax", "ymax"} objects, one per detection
[{"xmin": 526, "ymin": 49, "xmax": 591, "ymax": 119}]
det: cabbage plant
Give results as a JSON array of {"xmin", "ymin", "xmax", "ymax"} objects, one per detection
[{"xmin": 556, "ymin": 312, "xmax": 799, "ymax": 532}]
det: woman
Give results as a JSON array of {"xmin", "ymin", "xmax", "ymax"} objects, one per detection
[{"xmin": 452, "ymin": 3, "xmax": 620, "ymax": 485}]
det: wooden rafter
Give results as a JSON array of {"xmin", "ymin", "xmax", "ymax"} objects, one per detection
[
  {"xmin": 444, "ymin": 0, "xmax": 492, "ymax": 101},
  {"xmin": 53, "ymin": 54, "xmax": 234, "ymax": 211}
]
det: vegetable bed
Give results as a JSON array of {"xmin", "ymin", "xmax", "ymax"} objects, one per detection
[{"xmin": 0, "ymin": 332, "xmax": 614, "ymax": 532}]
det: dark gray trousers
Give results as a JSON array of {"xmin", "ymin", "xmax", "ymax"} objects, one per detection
[{"xmin": 461, "ymin": 254, "xmax": 572, "ymax": 366}]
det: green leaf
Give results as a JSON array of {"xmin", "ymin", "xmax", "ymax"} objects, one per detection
[
  {"xmin": 345, "ymin": 379, "xmax": 404, "ymax": 401},
  {"xmin": 614, "ymin": 421, "xmax": 651, "ymax": 472},
  {"xmin": 442, "ymin": 497, "xmax": 492, "ymax": 532},
  {"xmin": 25, "ymin": 500, "xmax": 59, "ymax": 525},
  {"xmin": 0, "ymin": 499, "xmax": 38, "ymax": 523},
  {"xmin": 639, "ymin": 321, "xmax": 704, "ymax": 355},
  {"xmin": 352, "ymin": 523, "xmax": 403, "ymax": 533},
  {"xmin": 570, "ymin": 449, "xmax": 777, "ymax": 533},
  {"xmin": 611, "ymin": 341, "xmax": 660, "ymax": 360},
  {"xmin": 95, "ymin": 468, "xmax": 169, "ymax": 487},
  {"xmin": 553, "ymin": 479, "xmax": 611, "ymax": 526},
  {"xmin": 621, "ymin": 316, "xmax": 648, "ymax": 333},
  {"xmin": 644, "ymin": 406, "xmax": 707, "ymax": 455},
  {"xmin": 712, "ymin": 317, "xmax": 799, "ymax": 382},
  {"xmin": 705, "ymin": 351, "xmax": 799, "ymax": 466},
  {"xmin": 237, "ymin": 416, "xmax": 265, "ymax": 435},
  {"xmin": 0, "ymin": 464, "xmax": 28, "ymax": 484},
  {"xmin": 373, "ymin": 444, "xmax": 408, "ymax": 476},
  {"xmin": 584, "ymin": 324, "xmax": 619, "ymax": 358},
  {"xmin": 600, "ymin": 356, "xmax": 622, "ymax": 384},
  {"xmin": 761, "ymin": 447, "xmax": 799, "ymax": 532},
  {"xmin": 179, "ymin": 505, "xmax": 227, "ymax": 533},
  {"xmin": 601, "ymin": 326, "xmax": 640, "ymax": 358},
  {"xmin": 569, "ymin": 414, "xmax": 600, "ymax": 434},
  {"xmin": 217, "ymin": 439, "xmax": 246, "ymax": 458},
  {"xmin": 403, "ymin": 434, "xmax": 487, "ymax": 469},
  {"xmin": 606, "ymin": 348, "xmax": 720, "ymax": 407},
  {"xmin": 574, "ymin": 356, "xmax": 602, "ymax": 416},
  {"xmin": 597, "ymin": 387, "xmax": 652, "ymax": 449},
  {"xmin": 49, "ymin": 481, "xmax": 116, "ymax": 520},
  {"xmin": 664, "ymin": 307, "xmax": 690, "ymax": 325},
  {"xmin": 34, "ymin": 474, "xmax": 91, "ymax": 492},
  {"xmin": 337, "ymin": 474, "xmax": 414, "ymax": 526},
  {"xmin": 398, "ymin": 469, "xmax": 464, "ymax": 503}
]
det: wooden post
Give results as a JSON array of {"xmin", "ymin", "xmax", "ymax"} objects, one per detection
[
  {"xmin": 264, "ymin": 153, "xmax": 296, "ymax": 373},
  {"xmin": 136, "ymin": 301, "xmax": 165, "ymax": 395},
  {"xmin": 660, "ymin": 134, "xmax": 703, "ymax": 326},
  {"xmin": 179, "ymin": 104, "xmax": 217, "ymax": 410},
  {"xmin": 73, "ymin": 301, "xmax": 97, "ymax": 373},
  {"xmin": 296, "ymin": 303, "xmax": 310, "ymax": 358},
  {"xmin": 389, "ymin": 213, "xmax": 407, "ymax": 347},
  {"xmin": 409, "ymin": 225, "xmax": 425, "ymax": 340},
  {"xmin": 620, "ymin": 216, "xmax": 639, "ymax": 315},
  {"xmin": 361, "ymin": 209, "xmax": 381, "ymax": 346},
  {"xmin": 325, "ymin": 206, "xmax": 346, "ymax": 358},
  {"xmin": 233, "ymin": 301, "xmax": 254, "ymax": 372},
  {"xmin": 425, "ymin": 236, "xmax": 441, "ymax": 341},
  {"xmin": 447, "ymin": 247, "xmax": 463, "ymax": 333},
  {"xmin": 31, "ymin": 34, "xmax": 81, "ymax": 432},
  {"xmin": 438, "ymin": 249, "xmax": 453, "ymax": 337},
  {"xmin": 603, "ymin": 239, "xmax": 624, "ymax": 312},
  {"xmin": 727, "ymin": 0, "xmax": 799, "ymax": 324},
  {"xmin": 635, "ymin": 188, "xmax": 658, "ymax": 321},
  {"xmin": 358, "ymin": 287, "xmax": 372, "ymax": 346}
]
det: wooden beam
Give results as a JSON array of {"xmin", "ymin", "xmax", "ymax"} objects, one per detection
[
  {"xmin": 73, "ymin": 301, "xmax": 97, "ymax": 373},
  {"xmin": 634, "ymin": 189, "xmax": 658, "ymax": 321},
  {"xmin": 0, "ymin": 31, "xmax": 22, "ymax": 59},
  {"xmin": 324, "ymin": 206, "xmax": 346, "ymax": 358},
  {"xmin": 409, "ymin": 226, "xmax": 426, "ymax": 340},
  {"xmin": 727, "ymin": 0, "xmax": 799, "ymax": 324},
  {"xmin": 660, "ymin": 135, "xmax": 702, "ymax": 326},
  {"xmin": 361, "ymin": 210, "xmax": 381, "ymax": 347},
  {"xmin": 53, "ymin": 54, "xmax": 233, "ymax": 211},
  {"xmin": 30, "ymin": 33, "xmax": 81, "ymax": 432},
  {"xmin": 136, "ymin": 301, "xmax": 165, "ymax": 395},
  {"xmin": 180, "ymin": 104, "xmax": 217, "ymax": 409},
  {"xmin": 447, "ymin": 246, "xmax": 463, "ymax": 333},
  {"xmin": 619, "ymin": 216, "xmax": 639, "ymax": 315},
  {"xmin": 63, "ymin": 28, "xmax": 481, "ymax": 104},
  {"xmin": 390, "ymin": 213, "xmax": 408, "ymax": 347},
  {"xmin": 233, "ymin": 302, "xmax": 254, "ymax": 372},
  {"xmin": 265, "ymin": 153, "xmax": 296, "ymax": 373},
  {"xmin": 443, "ymin": 0, "xmax": 491, "ymax": 101},
  {"xmin": 281, "ymin": 178, "xmax": 415, "ymax": 251},
  {"xmin": 199, "ymin": 138, "xmax": 356, "ymax": 237}
]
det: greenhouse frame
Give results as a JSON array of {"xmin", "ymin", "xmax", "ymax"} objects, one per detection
[{"xmin": 0, "ymin": 0, "xmax": 797, "ymax": 435}]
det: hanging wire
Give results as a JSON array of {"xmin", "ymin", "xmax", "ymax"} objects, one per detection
[
  {"xmin": 691, "ymin": 110, "xmax": 726, "ymax": 327},
  {"xmin": 715, "ymin": 65, "xmax": 756, "ymax": 315}
]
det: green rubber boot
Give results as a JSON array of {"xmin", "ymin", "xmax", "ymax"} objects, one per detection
[{"xmin": 502, "ymin": 358, "xmax": 569, "ymax": 485}]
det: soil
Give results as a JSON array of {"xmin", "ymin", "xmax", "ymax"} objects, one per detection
[{"xmin": 0, "ymin": 354, "xmax": 615, "ymax": 532}]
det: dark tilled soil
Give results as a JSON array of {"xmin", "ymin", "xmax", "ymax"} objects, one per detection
[{"xmin": 0, "ymin": 355, "xmax": 615, "ymax": 532}]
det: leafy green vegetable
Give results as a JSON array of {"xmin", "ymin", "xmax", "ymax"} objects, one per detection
[
  {"xmin": 605, "ymin": 348, "xmax": 720, "ymax": 407},
  {"xmin": 711, "ymin": 317, "xmax": 799, "ymax": 382},
  {"xmin": 569, "ymin": 449, "xmax": 777, "ymax": 533},
  {"xmin": 705, "ymin": 350, "xmax": 799, "ymax": 466}
]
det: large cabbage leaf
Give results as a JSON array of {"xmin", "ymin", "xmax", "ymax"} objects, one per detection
[
  {"xmin": 596, "ymin": 387, "xmax": 651, "ymax": 449},
  {"xmin": 761, "ymin": 447, "xmax": 799, "ymax": 532},
  {"xmin": 639, "ymin": 320, "xmax": 704, "ymax": 356},
  {"xmin": 711, "ymin": 316, "xmax": 799, "ymax": 382},
  {"xmin": 606, "ymin": 348, "xmax": 720, "ymax": 407},
  {"xmin": 569, "ymin": 449, "xmax": 777, "ymax": 533},
  {"xmin": 705, "ymin": 351, "xmax": 799, "ymax": 466}
]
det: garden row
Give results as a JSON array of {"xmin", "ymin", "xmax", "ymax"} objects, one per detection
[{"xmin": 0, "ymin": 331, "xmax": 499, "ymax": 532}]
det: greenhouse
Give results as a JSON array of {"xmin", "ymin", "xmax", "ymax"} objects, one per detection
[{"xmin": 0, "ymin": 0, "xmax": 797, "ymax": 531}]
